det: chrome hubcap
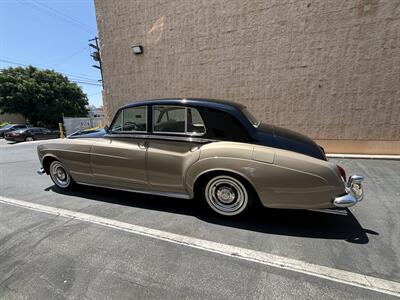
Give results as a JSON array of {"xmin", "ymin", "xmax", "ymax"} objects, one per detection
[
  {"xmin": 50, "ymin": 162, "xmax": 70, "ymax": 188},
  {"xmin": 216, "ymin": 187, "xmax": 236, "ymax": 203},
  {"xmin": 26, "ymin": 137, "xmax": 33, "ymax": 141},
  {"xmin": 205, "ymin": 176, "xmax": 248, "ymax": 216}
]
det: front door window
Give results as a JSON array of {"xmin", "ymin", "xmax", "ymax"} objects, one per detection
[{"xmin": 111, "ymin": 106, "xmax": 147, "ymax": 133}]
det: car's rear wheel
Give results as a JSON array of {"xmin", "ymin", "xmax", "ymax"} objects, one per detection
[
  {"xmin": 25, "ymin": 136, "xmax": 34, "ymax": 142},
  {"xmin": 49, "ymin": 160, "xmax": 74, "ymax": 190},
  {"xmin": 202, "ymin": 175, "xmax": 253, "ymax": 217}
]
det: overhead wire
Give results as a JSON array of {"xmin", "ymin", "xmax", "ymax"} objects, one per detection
[
  {"xmin": 0, "ymin": 58, "xmax": 102, "ymax": 87},
  {"xmin": 32, "ymin": 0, "xmax": 96, "ymax": 32},
  {"xmin": 0, "ymin": 58, "xmax": 97, "ymax": 81},
  {"xmin": 16, "ymin": 0, "xmax": 96, "ymax": 34},
  {"xmin": 4, "ymin": 1, "xmax": 100, "ymax": 86},
  {"xmin": 51, "ymin": 46, "xmax": 90, "ymax": 67}
]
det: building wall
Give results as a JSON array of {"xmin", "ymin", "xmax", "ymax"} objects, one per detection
[{"xmin": 94, "ymin": 0, "xmax": 400, "ymax": 154}]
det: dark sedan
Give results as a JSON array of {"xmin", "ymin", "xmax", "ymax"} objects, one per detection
[
  {"xmin": 5, "ymin": 127, "xmax": 59, "ymax": 142},
  {"xmin": 0, "ymin": 124, "xmax": 29, "ymax": 138}
]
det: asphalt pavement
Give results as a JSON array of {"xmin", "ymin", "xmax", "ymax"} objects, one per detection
[{"xmin": 0, "ymin": 139, "xmax": 399, "ymax": 299}]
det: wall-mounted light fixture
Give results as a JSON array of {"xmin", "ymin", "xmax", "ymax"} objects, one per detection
[{"xmin": 131, "ymin": 45, "xmax": 143, "ymax": 55}]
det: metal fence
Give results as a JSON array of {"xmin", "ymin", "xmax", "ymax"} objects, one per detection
[{"xmin": 63, "ymin": 117, "xmax": 104, "ymax": 135}]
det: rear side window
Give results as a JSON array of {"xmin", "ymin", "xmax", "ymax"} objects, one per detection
[
  {"xmin": 201, "ymin": 108, "xmax": 249, "ymax": 141},
  {"xmin": 153, "ymin": 106, "xmax": 185, "ymax": 133},
  {"xmin": 153, "ymin": 105, "xmax": 205, "ymax": 135},
  {"xmin": 187, "ymin": 108, "xmax": 205, "ymax": 134}
]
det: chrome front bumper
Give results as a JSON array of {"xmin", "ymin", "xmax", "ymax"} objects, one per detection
[{"xmin": 333, "ymin": 175, "xmax": 364, "ymax": 208}]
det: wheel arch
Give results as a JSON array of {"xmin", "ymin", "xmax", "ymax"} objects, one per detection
[
  {"xmin": 42, "ymin": 154, "xmax": 60, "ymax": 175},
  {"xmin": 191, "ymin": 167, "xmax": 260, "ymax": 202}
]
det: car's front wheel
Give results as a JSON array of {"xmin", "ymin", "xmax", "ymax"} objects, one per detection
[
  {"xmin": 202, "ymin": 174, "xmax": 254, "ymax": 217},
  {"xmin": 49, "ymin": 160, "xmax": 74, "ymax": 190},
  {"xmin": 25, "ymin": 136, "xmax": 34, "ymax": 142}
]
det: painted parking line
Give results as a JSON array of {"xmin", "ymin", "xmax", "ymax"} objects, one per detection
[{"xmin": 0, "ymin": 195, "xmax": 399, "ymax": 297}]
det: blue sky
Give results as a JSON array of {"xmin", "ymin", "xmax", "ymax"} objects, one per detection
[{"xmin": 0, "ymin": 0, "xmax": 102, "ymax": 107}]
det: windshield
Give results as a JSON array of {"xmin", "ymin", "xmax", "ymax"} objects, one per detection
[
  {"xmin": 242, "ymin": 108, "xmax": 260, "ymax": 128},
  {"xmin": 1, "ymin": 124, "xmax": 13, "ymax": 129}
]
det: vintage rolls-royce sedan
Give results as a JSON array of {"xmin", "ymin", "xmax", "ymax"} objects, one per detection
[{"xmin": 37, "ymin": 98, "xmax": 363, "ymax": 216}]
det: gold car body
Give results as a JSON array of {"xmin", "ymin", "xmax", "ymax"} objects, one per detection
[{"xmin": 37, "ymin": 136, "xmax": 347, "ymax": 209}]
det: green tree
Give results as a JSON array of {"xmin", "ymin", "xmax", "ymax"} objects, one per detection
[{"xmin": 0, "ymin": 66, "xmax": 88, "ymax": 127}]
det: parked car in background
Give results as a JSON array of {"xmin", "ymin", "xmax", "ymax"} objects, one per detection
[
  {"xmin": 36, "ymin": 98, "xmax": 364, "ymax": 217},
  {"xmin": 5, "ymin": 127, "xmax": 59, "ymax": 142},
  {"xmin": 0, "ymin": 124, "xmax": 29, "ymax": 138}
]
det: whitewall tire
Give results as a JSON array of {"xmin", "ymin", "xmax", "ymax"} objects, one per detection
[
  {"xmin": 202, "ymin": 175, "xmax": 253, "ymax": 216},
  {"xmin": 49, "ymin": 161, "xmax": 74, "ymax": 189}
]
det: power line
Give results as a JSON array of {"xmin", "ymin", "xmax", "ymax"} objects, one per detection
[
  {"xmin": 32, "ymin": 0, "xmax": 96, "ymax": 32},
  {"xmin": 0, "ymin": 58, "xmax": 102, "ymax": 86},
  {"xmin": 0, "ymin": 68, "xmax": 102, "ymax": 87},
  {"xmin": 72, "ymin": 80, "xmax": 102, "ymax": 87},
  {"xmin": 16, "ymin": 0, "xmax": 96, "ymax": 34},
  {"xmin": 0, "ymin": 56, "xmax": 94, "ymax": 79},
  {"xmin": 0, "ymin": 58, "xmax": 98, "ymax": 81},
  {"xmin": 88, "ymin": 91, "xmax": 102, "ymax": 97},
  {"xmin": 52, "ymin": 47, "xmax": 89, "ymax": 67},
  {"xmin": 33, "ymin": 0, "xmax": 96, "ymax": 29}
]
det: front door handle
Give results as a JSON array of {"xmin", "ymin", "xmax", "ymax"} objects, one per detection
[{"xmin": 138, "ymin": 140, "xmax": 149, "ymax": 150}]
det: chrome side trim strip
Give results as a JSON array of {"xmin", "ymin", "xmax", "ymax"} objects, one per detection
[
  {"xmin": 90, "ymin": 152, "xmax": 130, "ymax": 160},
  {"xmin": 104, "ymin": 134, "xmax": 148, "ymax": 139},
  {"xmin": 44, "ymin": 149, "xmax": 90, "ymax": 155},
  {"xmin": 104, "ymin": 133, "xmax": 216, "ymax": 144},
  {"xmin": 75, "ymin": 181, "xmax": 192, "ymax": 199}
]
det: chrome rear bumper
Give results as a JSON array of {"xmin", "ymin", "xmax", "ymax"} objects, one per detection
[{"xmin": 333, "ymin": 175, "xmax": 364, "ymax": 208}]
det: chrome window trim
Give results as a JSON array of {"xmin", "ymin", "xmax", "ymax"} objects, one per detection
[
  {"xmin": 152, "ymin": 105, "xmax": 206, "ymax": 137},
  {"xmin": 147, "ymin": 134, "xmax": 214, "ymax": 143},
  {"xmin": 105, "ymin": 133, "xmax": 149, "ymax": 139},
  {"xmin": 111, "ymin": 105, "xmax": 148, "ymax": 134},
  {"xmin": 104, "ymin": 133, "xmax": 215, "ymax": 144}
]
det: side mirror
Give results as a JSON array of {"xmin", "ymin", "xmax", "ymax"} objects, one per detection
[{"xmin": 104, "ymin": 125, "xmax": 110, "ymax": 133}]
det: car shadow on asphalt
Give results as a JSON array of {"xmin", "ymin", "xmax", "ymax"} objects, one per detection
[{"xmin": 45, "ymin": 184, "xmax": 378, "ymax": 245}]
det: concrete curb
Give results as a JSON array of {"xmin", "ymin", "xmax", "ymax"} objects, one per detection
[{"xmin": 327, "ymin": 154, "xmax": 400, "ymax": 160}]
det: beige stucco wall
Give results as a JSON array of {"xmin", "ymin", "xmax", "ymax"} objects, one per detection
[{"xmin": 94, "ymin": 0, "xmax": 400, "ymax": 153}]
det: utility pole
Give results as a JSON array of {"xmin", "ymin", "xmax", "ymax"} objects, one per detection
[{"xmin": 89, "ymin": 37, "xmax": 104, "ymax": 88}]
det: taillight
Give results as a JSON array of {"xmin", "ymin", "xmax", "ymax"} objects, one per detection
[{"xmin": 337, "ymin": 165, "xmax": 346, "ymax": 182}]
